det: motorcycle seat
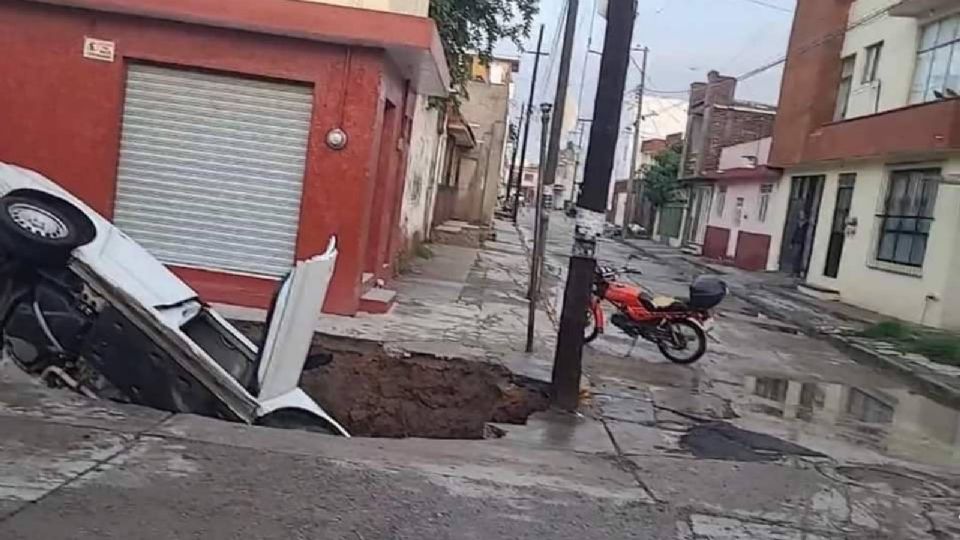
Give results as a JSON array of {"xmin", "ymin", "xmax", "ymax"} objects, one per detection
[{"xmin": 640, "ymin": 293, "xmax": 689, "ymax": 312}]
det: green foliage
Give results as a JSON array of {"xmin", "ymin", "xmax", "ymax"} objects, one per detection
[
  {"xmin": 429, "ymin": 0, "xmax": 538, "ymax": 98},
  {"xmin": 860, "ymin": 321, "xmax": 960, "ymax": 367},
  {"xmin": 415, "ymin": 244, "xmax": 434, "ymax": 260},
  {"xmin": 861, "ymin": 321, "xmax": 911, "ymax": 340},
  {"xmin": 640, "ymin": 143, "xmax": 683, "ymax": 208}
]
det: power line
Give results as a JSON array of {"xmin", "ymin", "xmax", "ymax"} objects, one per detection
[
  {"xmin": 735, "ymin": 0, "xmax": 794, "ymax": 14},
  {"xmin": 736, "ymin": 1, "xmax": 898, "ymax": 82},
  {"xmin": 540, "ymin": 0, "xmax": 570, "ymax": 102}
]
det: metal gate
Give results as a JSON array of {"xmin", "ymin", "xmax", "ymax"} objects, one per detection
[{"xmin": 114, "ymin": 64, "xmax": 313, "ymax": 277}]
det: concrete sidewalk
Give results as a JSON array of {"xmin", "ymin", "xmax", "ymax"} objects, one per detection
[{"xmin": 311, "ymin": 219, "xmax": 559, "ymax": 383}]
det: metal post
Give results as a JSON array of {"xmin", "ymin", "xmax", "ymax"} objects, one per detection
[
  {"xmin": 625, "ymin": 47, "xmax": 648, "ymax": 236},
  {"xmin": 526, "ymin": 103, "xmax": 553, "ymax": 353},
  {"xmin": 529, "ymin": 0, "xmax": 578, "ymax": 297},
  {"xmin": 512, "ymin": 25, "xmax": 547, "ymax": 223},
  {"xmin": 552, "ymin": 0, "xmax": 636, "ymax": 410},
  {"xmin": 504, "ymin": 111, "xmax": 523, "ymax": 207}
]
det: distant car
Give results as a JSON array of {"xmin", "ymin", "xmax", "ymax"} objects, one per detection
[
  {"xmin": 604, "ymin": 223, "xmax": 623, "ymax": 238},
  {"xmin": 0, "ymin": 162, "xmax": 349, "ymax": 436}
]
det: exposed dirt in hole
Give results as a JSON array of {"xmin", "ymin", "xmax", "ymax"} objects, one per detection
[{"xmin": 236, "ymin": 324, "xmax": 550, "ymax": 439}]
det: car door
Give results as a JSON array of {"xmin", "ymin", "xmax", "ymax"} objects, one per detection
[{"xmin": 254, "ymin": 237, "xmax": 350, "ymax": 436}]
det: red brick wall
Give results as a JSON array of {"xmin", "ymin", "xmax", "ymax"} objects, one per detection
[
  {"xmin": 0, "ymin": 0, "xmax": 403, "ymax": 315},
  {"xmin": 769, "ymin": 0, "xmax": 853, "ymax": 167}
]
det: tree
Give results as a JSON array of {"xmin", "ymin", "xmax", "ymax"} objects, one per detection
[
  {"xmin": 429, "ymin": 0, "xmax": 538, "ymax": 99},
  {"xmin": 640, "ymin": 143, "xmax": 683, "ymax": 208}
]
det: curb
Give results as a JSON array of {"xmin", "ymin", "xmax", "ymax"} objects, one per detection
[{"xmin": 619, "ymin": 239, "xmax": 960, "ymax": 408}]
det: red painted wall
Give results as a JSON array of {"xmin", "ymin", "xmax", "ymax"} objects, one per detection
[{"xmin": 0, "ymin": 0, "xmax": 407, "ymax": 314}]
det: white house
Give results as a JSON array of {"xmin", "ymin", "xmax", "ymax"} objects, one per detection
[
  {"xmin": 701, "ymin": 137, "xmax": 784, "ymax": 271},
  {"xmin": 770, "ymin": 0, "xmax": 960, "ymax": 329}
]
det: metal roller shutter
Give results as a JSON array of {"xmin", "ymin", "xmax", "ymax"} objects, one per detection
[{"xmin": 114, "ymin": 64, "xmax": 313, "ymax": 278}]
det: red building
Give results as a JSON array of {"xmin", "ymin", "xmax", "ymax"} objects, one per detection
[{"xmin": 0, "ymin": 0, "xmax": 448, "ymax": 315}]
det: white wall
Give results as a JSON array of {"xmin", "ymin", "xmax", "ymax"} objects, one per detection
[
  {"xmin": 400, "ymin": 94, "xmax": 443, "ymax": 251},
  {"xmin": 707, "ymin": 178, "xmax": 783, "ymax": 266},
  {"xmin": 840, "ymin": 0, "xmax": 960, "ymax": 119},
  {"xmin": 718, "ymin": 137, "xmax": 772, "ymax": 171},
  {"xmin": 797, "ymin": 155, "xmax": 960, "ymax": 329},
  {"xmin": 296, "ymin": 0, "xmax": 429, "ymax": 16}
]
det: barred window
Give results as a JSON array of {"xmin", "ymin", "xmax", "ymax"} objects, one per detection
[{"xmin": 876, "ymin": 169, "xmax": 940, "ymax": 267}]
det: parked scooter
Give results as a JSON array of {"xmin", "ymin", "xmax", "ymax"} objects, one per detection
[{"xmin": 584, "ymin": 257, "xmax": 727, "ymax": 364}]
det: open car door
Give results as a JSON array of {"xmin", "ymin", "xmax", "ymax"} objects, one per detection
[{"xmin": 254, "ymin": 237, "xmax": 350, "ymax": 437}]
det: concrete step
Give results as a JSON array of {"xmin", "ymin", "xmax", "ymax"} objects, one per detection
[
  {"xmin": 361, "ymin": 272, "xmax": 376, "ymax": 294},
  {"xmin": 359, "ymin": 287, "xmax": 397, "ymax": 314}
]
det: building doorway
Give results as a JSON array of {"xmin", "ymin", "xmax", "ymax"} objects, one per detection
[
  {"xmin": 823, "ymin": 174, "xmax": 856, "ymax": 278},
  {"xmin": 683, "ymin": 184, "xmax": 713, "ymax": 246},
  {"xmin": 779, "ymin": 175, "xmax": 824, "ymax": 276}
]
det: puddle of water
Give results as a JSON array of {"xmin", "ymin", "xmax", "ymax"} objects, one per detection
[{"xmin": 740, "ymin": 374, "xmax": 960, "ymax": 468}]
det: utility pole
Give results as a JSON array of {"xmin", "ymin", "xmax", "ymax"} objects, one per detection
[
  {"xmin": 512, "ymin": 25, "xmax": 547, "ymax": 223},
  {"xmin": 504, "ymin": 110, "xmax": 523, "ymax": 207},
  {"xmin": 526, "ymin": 102, "xmax": 553, "ymax": 353},
  {"xmin": 625, "ymin": 46, "xmax": 648, "ymax": 237},
  {"xmin": 527, "ymin": 0, "xmax": 579, "ymax": 343},
  {"xmin": 552, "ymin": 0, "xmax": 636, "ymax": 410}
]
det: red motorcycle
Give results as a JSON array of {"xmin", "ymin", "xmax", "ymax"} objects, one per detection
[{"xmin": 584, "ymin": 260, "xmax": 727, "ymax": 364}]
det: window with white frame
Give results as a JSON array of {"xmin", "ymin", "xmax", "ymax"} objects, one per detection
[
  {"xmin": 910, "ymin": 15, "xmax": 960, "ymax": 104},
  {"xmin": 758, "ymin": 184, "xmax": 774, "ymax": 223},
  {"xmin": 715, "ymin": 186, "xmax": 727, "ymax": 217},
  {"xmin": 862, "ymin": 42, "xmax": 883, "ymax": 84},
  {"xmin": 876, "ymin": 168, "xmax": 940, "ymax": 268},
  {"xmin": 734, "ymin": 197, "xmax": 745, "ymax": 226},
  {"xmin": 835, "ymin": 55, "xmax": 856, "ymax": 120}
]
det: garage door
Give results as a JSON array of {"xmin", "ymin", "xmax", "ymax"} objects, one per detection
[{"xmin": 114, "ymin": 64, "xmax": 313, "ymax": 278}]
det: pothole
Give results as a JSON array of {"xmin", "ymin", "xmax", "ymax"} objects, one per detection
[
  {"xmin": 239, "ymin": 327, "xmax": 551, "ymax": 439},
  {"xmin": 679, "ymin": 421, "xmax": 827, "ymax": 462}
]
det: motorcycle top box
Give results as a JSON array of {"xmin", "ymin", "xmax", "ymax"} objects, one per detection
[{"xmin": 689, "ymin": 276, "xmax": 727, "ymax": 310}]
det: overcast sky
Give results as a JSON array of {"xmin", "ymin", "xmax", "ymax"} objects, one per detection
[{"xmin": 499, "ymin": 0, "xmax": 797, "ymax": 169}]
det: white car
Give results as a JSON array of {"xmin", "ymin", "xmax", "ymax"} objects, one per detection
[{"xmin": 0, "ymin": 162, "xmax": 348, "ymax": 436}]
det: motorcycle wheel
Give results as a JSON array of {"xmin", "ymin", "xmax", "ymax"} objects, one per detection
[
  {"xmin": 584, "ymin": 306, "xmax": 600, "ymax": 344},
  {"xmin": 657, "ymin": 319, "xmax": 707, "ymax": 364}
]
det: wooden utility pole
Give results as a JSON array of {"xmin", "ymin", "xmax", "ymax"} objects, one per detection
[
  {"xmin": 552, "ymin": 0, "xmax": 636, "ymax": 410},
  {"xmin": 625, "ymin": 46, "xmax": 648, "ymax": 236},
  {"xmin": 511, "ymin": 25, "xmax": 547, "ymax": 222}
]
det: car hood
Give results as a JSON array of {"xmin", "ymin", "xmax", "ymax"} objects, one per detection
[{"xmin": 0, "ymin": 163, "xmax": 197, "ymax": 309}]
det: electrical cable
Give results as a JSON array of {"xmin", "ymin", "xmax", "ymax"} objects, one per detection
[{"xmin": 736, "ymin": 1, "xmax": 899, "ymax": 81}]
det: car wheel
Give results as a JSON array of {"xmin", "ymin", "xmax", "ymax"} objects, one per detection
[{"xmin": 0, "ymin": 192, "xmax": 96, "ymax": 266}]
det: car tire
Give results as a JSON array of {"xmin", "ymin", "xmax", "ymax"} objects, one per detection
[{"xmin": 0, "ymin": 192, "xmax": 96, "ymax": 267}]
